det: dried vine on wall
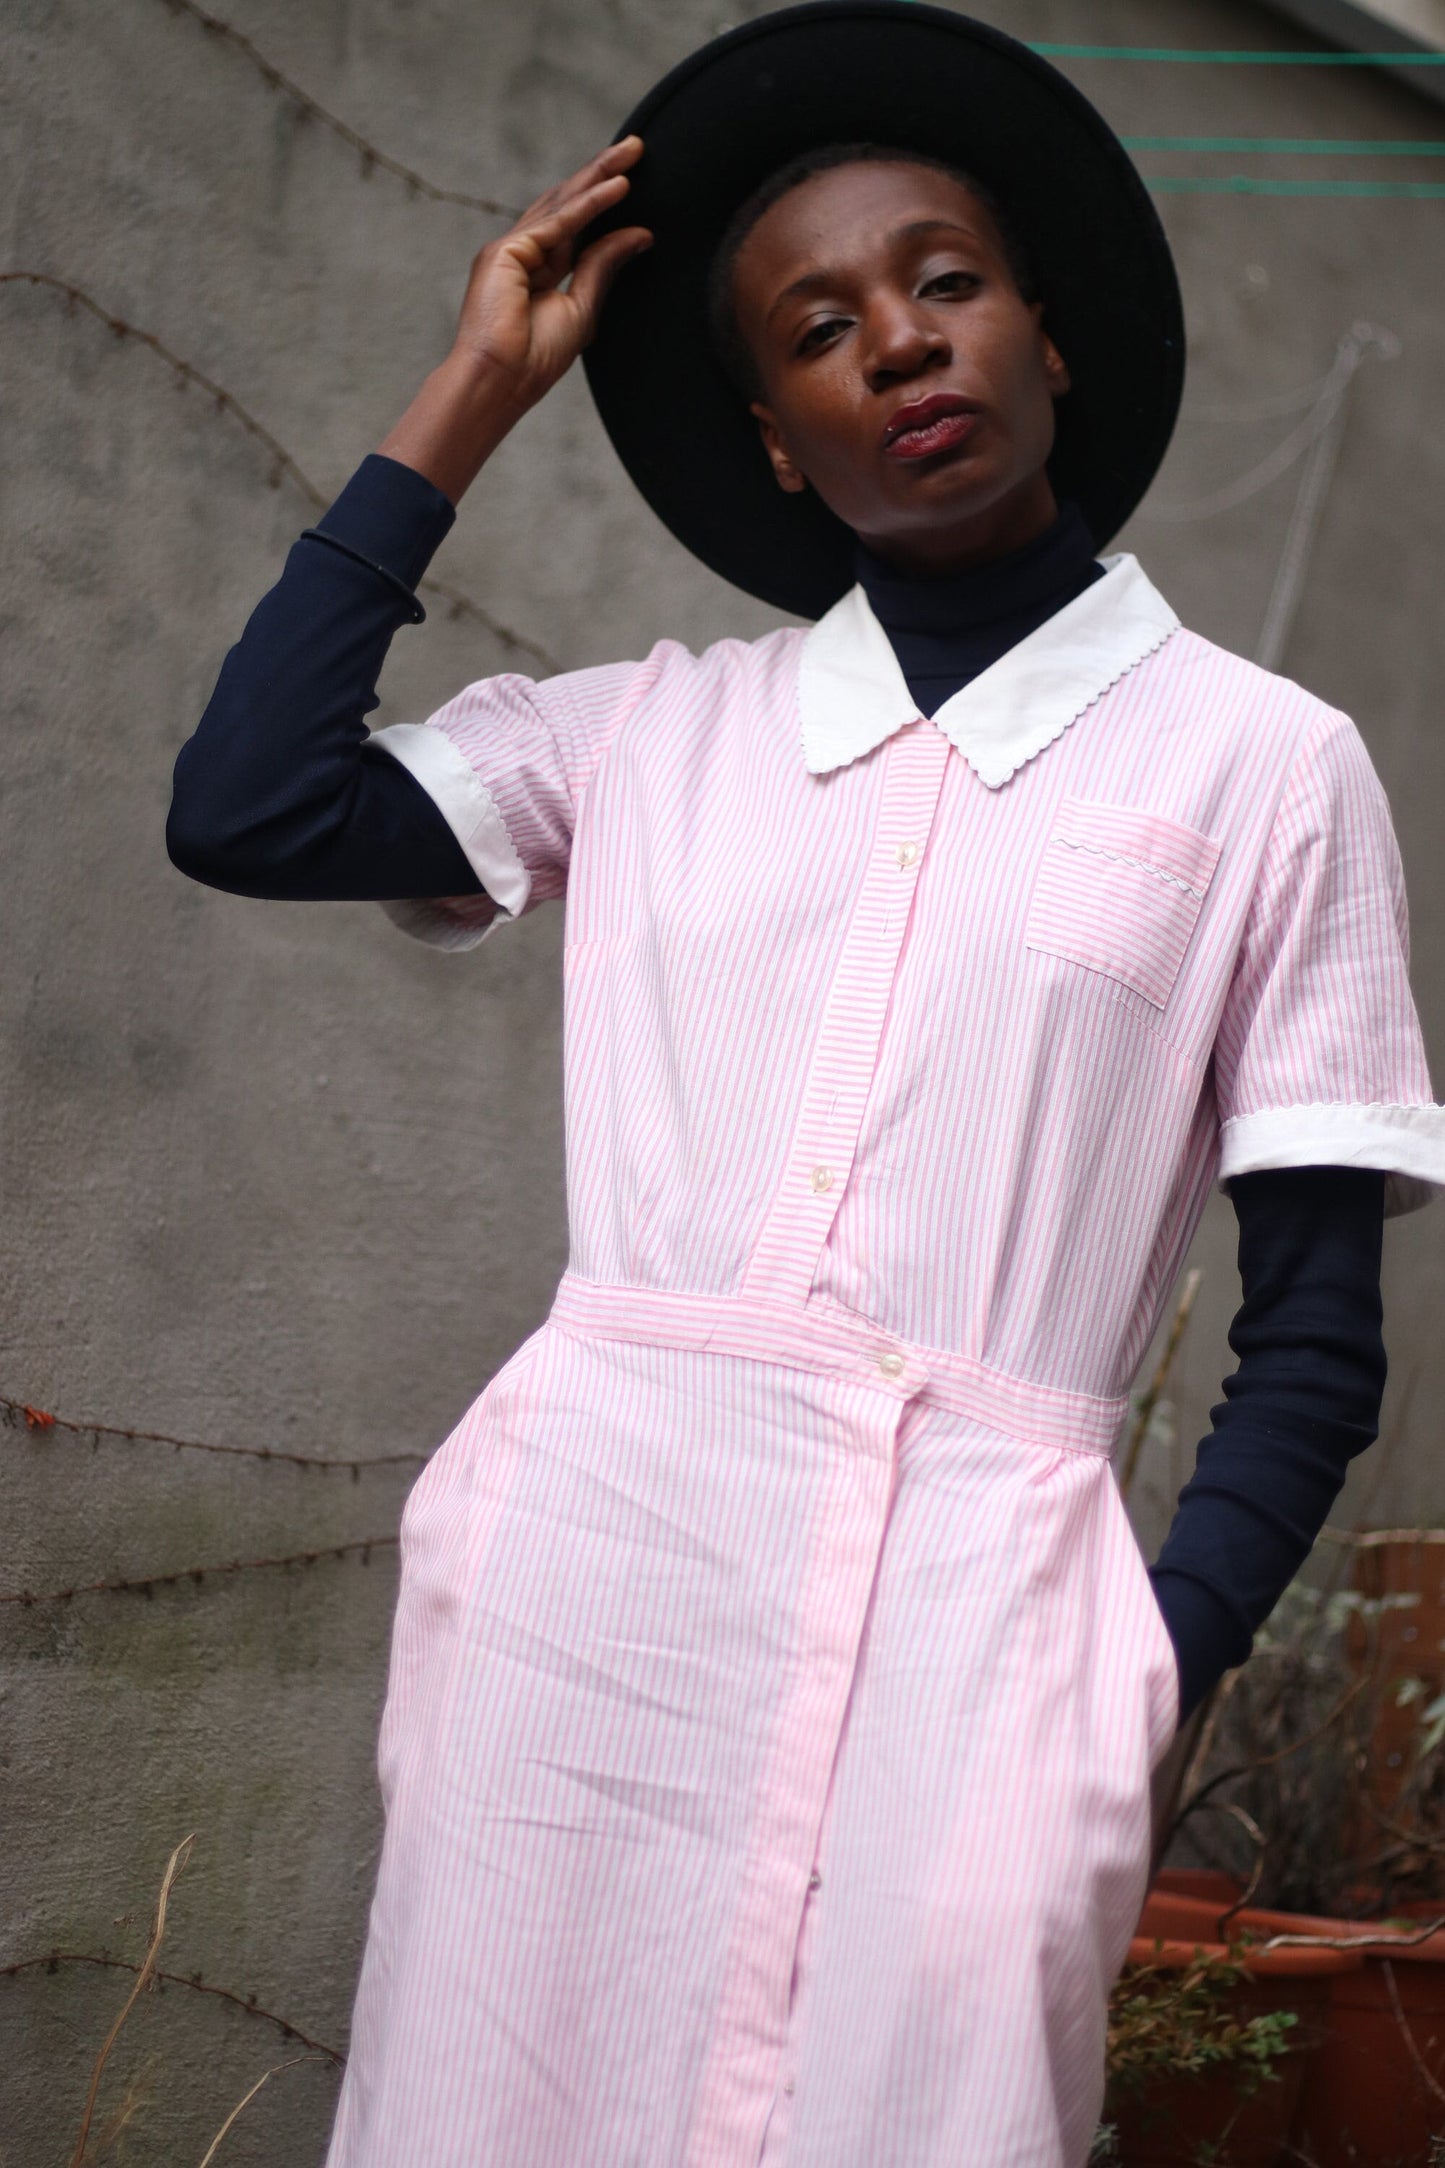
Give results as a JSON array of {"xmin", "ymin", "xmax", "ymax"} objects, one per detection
[
  {"xmin": 2, "ymin": 1390, "xmax": 424, "ymax": 1476},
  {"xmin": 0, "ymin": 1949, "xmax": 344, "ymax": 2065},
  {"xmin": 0, "ymin": 272, "xmax": 559, "ymax": 670},
  {"xmin": 2, "ymin": 1393, "xmax": 413, "ymax": 1601},
  {"xmin": 0, "ymin": 1536, "xmax": 399, "ymax": 1609},
  {"xmin": 153, "ymin": 0, "xmax": 521, "ymax": 216}
]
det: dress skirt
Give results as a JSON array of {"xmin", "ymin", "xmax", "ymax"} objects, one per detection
[{"xmin": 325, "ymin": 1279, "xmax": 1178, "ymax": 2168}]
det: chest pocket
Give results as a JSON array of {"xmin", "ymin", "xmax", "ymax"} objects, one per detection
[{"xmin": 1024, "ymin": 797, "xmax": 1223, "ymax": 1010}]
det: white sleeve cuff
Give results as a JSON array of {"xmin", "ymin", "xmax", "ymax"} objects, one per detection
[
  {"xmin": 367, "ymin": 721, "xmax": 531, "ymax": 950},
  {"xmin": 1218, "ymin": 1103, "xmax": 1445, "ymax": 1218}
]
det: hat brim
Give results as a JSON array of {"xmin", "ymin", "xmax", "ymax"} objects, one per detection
[{"xmin": 579, "ymin": 0, "xmax": 1184, "ymax": 621}]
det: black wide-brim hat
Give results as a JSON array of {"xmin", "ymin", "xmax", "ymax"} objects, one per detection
[{"xmin": 579, "ymin": 0, "xmax": 1184, "ymax": 621}]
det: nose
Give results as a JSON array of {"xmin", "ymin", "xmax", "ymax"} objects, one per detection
[{"xmin": 862, "ymin": 297, "xmax": 951, "ymax": 390}]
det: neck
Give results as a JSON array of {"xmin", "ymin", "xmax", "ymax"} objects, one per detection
[{"xmin": 852, "ymin": 473, "xmax": 1061, "ymax": 579}]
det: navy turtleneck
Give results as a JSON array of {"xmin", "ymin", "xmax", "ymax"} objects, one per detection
[
  {"xmin": 851, "ymin": 499, "xmax": 1104, "ymax": 719},
  {"xmin": 168, "ymin": 454, "xmax": 1388, "ymax": 1731}
]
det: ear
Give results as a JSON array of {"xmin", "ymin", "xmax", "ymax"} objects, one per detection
[
  {"xmin": 1031, "ymin": 306, "xmax": 1072, "ymax": 400},
  {"xmin": 749, "ymin": 401, "xmax": 809, "ymax": 495}
]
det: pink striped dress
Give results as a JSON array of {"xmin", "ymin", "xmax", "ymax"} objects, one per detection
[{"xmin": 327, "ymin": 553, "xmax": 1445, "ymax": 2166}]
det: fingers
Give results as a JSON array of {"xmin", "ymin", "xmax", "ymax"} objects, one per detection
[
  {"xmin": 567, "ymin": 224, "xmax": 653, "ymax": 340},
  {"xmin": 516, "ymin": 136, "xmax": 644, "ymax": 231},
  {"xmin": 521, "ymin": 163, "xmax": 643, "ymax": 262}
]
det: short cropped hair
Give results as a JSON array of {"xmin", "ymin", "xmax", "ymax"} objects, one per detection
[{"xmin": 704, "ymin": 140, "xmax": 1040, "ymax": 405}]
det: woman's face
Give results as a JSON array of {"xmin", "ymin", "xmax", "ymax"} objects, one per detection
[{"xmin": 729, "ymin": 159, "xmax": 1071, "ymax": 574}]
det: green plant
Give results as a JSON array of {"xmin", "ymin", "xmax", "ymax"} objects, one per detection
[{"xmin": 1105, "ymin": 1948, "xmax": 1299, "ymax": 2100}]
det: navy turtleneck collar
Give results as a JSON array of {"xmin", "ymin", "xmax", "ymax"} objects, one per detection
[{"xmin": 850, "ymin": 500, "xmax": 1104, "ymax": 720}]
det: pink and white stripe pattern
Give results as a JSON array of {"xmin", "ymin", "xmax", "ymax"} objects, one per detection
[{"xmin": 329, "ymin": 558, "xmax": 1445, "ymax": 2165}]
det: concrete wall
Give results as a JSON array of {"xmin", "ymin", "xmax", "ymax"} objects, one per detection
[{"xmin": 3, "ymin": 0, "xmax": 1442, "ymax": 2157}]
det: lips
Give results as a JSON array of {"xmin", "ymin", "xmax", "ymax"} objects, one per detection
[{"xmin": 883, "ymin": 393, "xmax": 981, "ymax": 460}]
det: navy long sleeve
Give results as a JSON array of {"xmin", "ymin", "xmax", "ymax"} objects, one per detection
[
  {"xmin": 168, "ymin": 455, "xmax": 481, "ymax": 899},
  {"xmin": 1151, "ymin": 1164, "xmax": 1386, "ymax": 1723},
  {"xmin": 168, "ymin": 461, "xmax": 1389, "ymax": 1730}
]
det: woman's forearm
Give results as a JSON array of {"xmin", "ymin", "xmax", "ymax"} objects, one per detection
[
  {"xmin": 1149, "ymin": 1164, "xmax": 1387, "ymax": 1724},
  {"xmin": 375, "ymin": 351, "xmax": 530, "ymax": 506},
  {"xmin": 167, "ymin": 455, "xmax": 483, "ymax": 900}
]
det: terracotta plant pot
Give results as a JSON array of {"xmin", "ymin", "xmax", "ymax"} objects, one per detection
[
  {"xmin": 1152, "ymin": 1869, "xmax": 1247, "ymax": 1908},
  {"xmin": 1265, "ymin": 1909, "xmax": 1445, "ymax": 2168},
  {"xmin": 1345, "ymin": 1534, "xmax": 1445, "ymax": 1816},
  {"xmin": 1110, "ymin": 1924, "xmax": 1357, "ymax": 2167},
  {"xmin": 1135, "ymin": 1884, "xmax": 1445, "ymax": 2166}
]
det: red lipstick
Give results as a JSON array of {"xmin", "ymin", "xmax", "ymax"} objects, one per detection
[{"xmin": 882, "ymin": 392, "xmax": 981, "ymax": 461}]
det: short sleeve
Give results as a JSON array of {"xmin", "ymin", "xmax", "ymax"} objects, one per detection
[
  {"xmin": 367, "ymin": 648, "xmax": 668, "ymax": 950},
  {"xmin": 1214, "ymin": 709, "xmax": 1445, "ymax": 1217}
]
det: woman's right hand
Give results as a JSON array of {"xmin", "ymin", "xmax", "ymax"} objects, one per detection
[
  {"xmin": 377, "ymin": 136, "xmax": 652, "ymax": 503},
  {"xmin": 449, "ymin": 135, "xmax": 652, "ymax": 408}
]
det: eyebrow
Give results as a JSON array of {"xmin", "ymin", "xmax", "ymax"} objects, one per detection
[{"xmin": 763, "ymin": 218, "xmax": 982, "ymax": 326}]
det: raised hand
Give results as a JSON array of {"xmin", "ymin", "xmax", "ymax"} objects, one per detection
[
  {"xmin": 449, "ymin": 135, "xmax": 652, "ymax": 405},
  {"xmin": 377, "ymin": 135, "xmax": 651, "ymax": 503}
]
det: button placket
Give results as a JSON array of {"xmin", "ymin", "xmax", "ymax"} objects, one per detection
[{"xmin": 741, "ymin": 724, "xmax": 951, "ymax": 1303}]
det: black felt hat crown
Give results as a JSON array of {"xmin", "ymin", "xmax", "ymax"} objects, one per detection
[{"xmin": 580, "ymin": 0, "xmax": 1185, "ymax": 621}]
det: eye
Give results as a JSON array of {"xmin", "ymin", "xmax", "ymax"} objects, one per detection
[
  {"xmin": 796, "ymin": 315, "xmax": 849, "ymax": 355},
  {"xmin": 921, "ymin": 270, "xmax": 981, "ymax": 297}
]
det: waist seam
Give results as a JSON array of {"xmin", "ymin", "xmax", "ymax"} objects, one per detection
[{"xmin": 548, "ymin": 1274, "xmax": 1124, "ymax": 1459}]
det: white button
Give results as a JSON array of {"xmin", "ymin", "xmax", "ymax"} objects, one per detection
[
  {"xmin": 895, "ymin": 840, "xmax": 920, "ymax": 868},
  {"xmin": 808, "ymin": 1868, "xmax": 822, "ymax": 1891},
  {"xmin": 876, "ymin": 1351, "xmax": 904, "ymax": 1379},
  {"xmin": 809, "ymin": 1165, "xmax": 835, "ymax": 1194},
  {"xmin": 783, "ymin": 2079, "xmax": 796, "ymax": 2096}
]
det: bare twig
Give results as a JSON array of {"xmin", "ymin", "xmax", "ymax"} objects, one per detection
[
  {"xmin": 1120, "ymin": 1268, "xmax": 1202, "ymax": 1500},
  {"xmin": 1380, "ymin": 1958, "xmax": 1445, "ymax": 2107},
  {"xmin": 1257, "ymin": 1915, "xmax": 1445, "ymax": 1954},
  {"xmin": 0, "ymin": 1536, "xmax": 396, "ymax": 1607},
  {"xmin": 86, "ymin": 2057, "xmax": 157, "ymax": 2157},
  {"xmin": 1321, "ymin": 1523, "xmax": 1445, "ymax": 1548},
  {"xmin": 1212, "ymin": 1806, "xmax": 1268, "ymax": 1934},
  {"xmin": 1362, "ymin": 1796, "xmax": 1445, "ymax": 1864},
  {"xmin": 1153, "ymin": 1795, "xmax": 1269, "ymax": 1932},
  {"xmin": 153, "ymin": 0, "xmax": 519, "ymax": 216},
  {"xmin": 1, "ymin": 272, "xmax": 559, "ymax": 667},
  {"xmin": 2, "ymin": 1391, "xmax": 424, "ymax": 1477},
  {"xmin": 196, "ymin": 2053, "xmax": 314, "ymax": 2166},
  {"xmin": 1157, "ymin": 1665, "xmax": 1242, "ymax": 1857},
  {"xmin": 69, "ymin": 1835, "xmax": 194, "ymax": 2168},
  {"xmin": 0, "ymin": 1951, "xmax": 342, "ymax": 2063},
  {"xmin": 1172, "ymin": 1668, "xmax": 1371, "ymax": 1828}
]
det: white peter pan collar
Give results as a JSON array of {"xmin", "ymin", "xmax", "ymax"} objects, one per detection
[{"xmin": 797, "ymin": 551, "xmax": 1181, "ymax": 786}]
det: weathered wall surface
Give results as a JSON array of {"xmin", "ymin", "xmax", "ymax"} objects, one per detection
[{"xmin": 2, "ymin": 0, "xmax": 1442, "ymax": 2156}]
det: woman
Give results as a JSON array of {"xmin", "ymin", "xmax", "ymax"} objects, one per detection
[{"xmin": 168, "ymin": 7, "xmax": 1444, "ymax": 2162}]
